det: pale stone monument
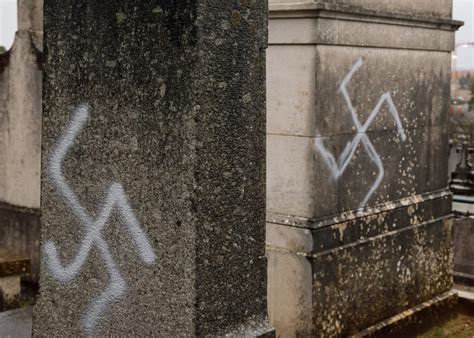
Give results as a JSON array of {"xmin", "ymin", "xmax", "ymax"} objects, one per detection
[
  {"xmin": 266, "ymin": 0, "xmax": 461, "ymax": 335},
  {"xmin": 0, "ymin": 0, "xmax": 42, "ymax": 284}
]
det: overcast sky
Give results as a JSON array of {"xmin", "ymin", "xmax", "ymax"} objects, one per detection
[
  {"xmin": 0, "ymin": 0, "xmax": 473, "ymax": 69},
  {"xmin": 0, "ymin": 0, "xmax": 16, "ymax": 50},
  {"xmin": 454, "ymin": 0, "xmax": 474, "ymax": 70}
]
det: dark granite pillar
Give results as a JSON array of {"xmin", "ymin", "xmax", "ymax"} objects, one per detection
[{"xmin": 34, "ymin": 1, "xmax": 272, "ymax": 336}]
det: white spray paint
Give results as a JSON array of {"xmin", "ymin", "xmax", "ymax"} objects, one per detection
[
  {"xmin": 43, "ymin": 103, "xmax": 156, "ymax": 334},
  {"xmin": 315, "ymin": 58, "xmax": 407, "ymax": 208}
]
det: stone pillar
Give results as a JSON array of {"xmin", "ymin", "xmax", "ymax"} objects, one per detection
[
  {"xmin": 266, "ymin": 0, "xmax": 461, "ymax": 336},
  {"xmin": 454, "ymin": 217, "xmax": 474, "ymax": 285},
  {"xmin": 0, "ymin": 0, "xmax": 42, "ymax": 284},
  {"xmin": 34, "ymin": 1, "xmax": 272, "ymax": 336}
]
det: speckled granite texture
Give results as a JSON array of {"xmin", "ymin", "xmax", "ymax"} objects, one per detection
[{"xmin": 34, "ymin": 1, "xmax": 272, "ymax": 336}]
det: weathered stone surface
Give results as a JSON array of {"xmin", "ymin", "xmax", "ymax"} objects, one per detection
[
  {"xmin": 314, "ymin": 47, "xmax": 450, "ymax": 137},
  {"xmin": 454, "ymin": 217, "xmax": 474, "ymax": 283},
  {"xmin": 269, "ymin": 18, "xmax": 455, "ymax": 52},
  {"xmin": 0, "ymin": 205, "xmax": 39, "ymax": 283},
  {"xmin": 268, "ymin": 126, "xmax": 449, "ymax": 219},
  {"xmin": 266, "ymin": 0, "xmax": 459, "ymax": 336},
  {"xmin": 0, "ymin": 276, "xmax": 21, "ymax": 311},
  {"xmin": 0, "ymin": 248, "xmax": 30, "ymax": 311},
  {"xmin": 0, "ymin": 307, "xmax": 32, "ymax": 338},
  {"xmin": 0, "ymin": 0, "xmax": 42, "ymax": 210},
  {"xmin": 0, "ymin": 249, "xmax": 30, "ymax": 278},
  {"xmin": 35, "ymin": 1, "xmax": 272, "ymax": 336},
  {"xmin": 267, "ymin": 193, "xmax": 453, "ymax": 336},
  {"xmin": 268, "ymin": 3, "xmax": 459, "ymax": 50},
  {"xmin": 0, "ymin": 0, "xmax": 42, "ymax": 286},
  {"xmin": 269, "ymin": 0, "xmax": 453, "ymax": 19},
  {"xmin": 358, "ymin": 291, "xmax": 457, "ymax": 337}
]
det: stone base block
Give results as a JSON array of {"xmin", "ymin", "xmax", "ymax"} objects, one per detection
[
  {"xmin": 0, "ymin": 203, "xmax": 39, "ymax": 284},
  {"xmin": 0, "ymin": 308, "xmax": 32, "ymax": 337},
  {"xmin": 0, "ymin": 275, "xmax": 21, "ymax": 311},
  {"xmin": 454, "ymin": 271, "xmax": 474, "ymax": 287},
  {"xmin": 454, "ymin": 217, "xmax": 474, "ymax": 288},
  {"xmin": 355, "ymin": 291, "xmax": 457, "ymax": 337},
  {"xmin": 267, "ymin": 192, "xmax": 453, "ymax": 336},
  {"xmin": 226, "ymin": 317, "xmax": 276, "ymax": 337},
  {"xmin": 0, "ymin": 248, "xmax": 31, "ymax": 311}
]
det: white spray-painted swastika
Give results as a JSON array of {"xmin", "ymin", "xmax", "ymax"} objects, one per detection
[
  {"xmin": 43, "ymin": 103, "xmax": 156, "ymax": 334},
  {"xmin": 315, "ymin": 58, "xmax": 407, "ymax": 207}
]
